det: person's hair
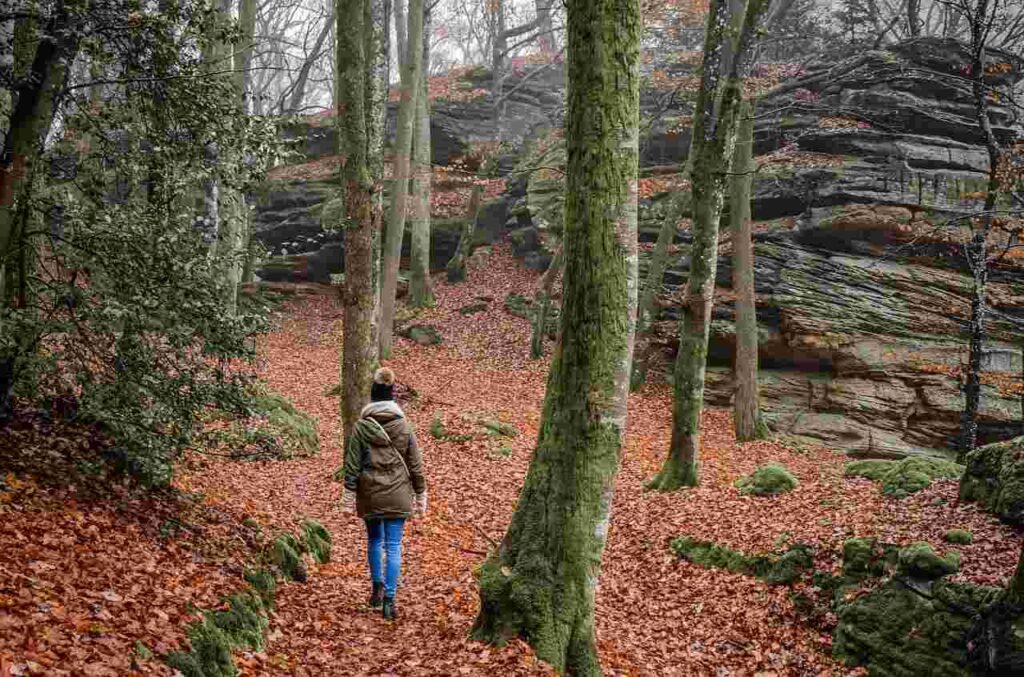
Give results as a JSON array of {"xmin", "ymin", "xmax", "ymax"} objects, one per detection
[{"xmin": 370, "ymin": 367, "xmax": 395, "ymax": 401}]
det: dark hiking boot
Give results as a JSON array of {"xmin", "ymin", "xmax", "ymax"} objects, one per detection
[
  {"xmin": 369, "ymin": 582, "xmax": 384, "ymax": 608},
  {"xmin": 382, "ymin": 596, "xmax": 397, "ymax": 620}
]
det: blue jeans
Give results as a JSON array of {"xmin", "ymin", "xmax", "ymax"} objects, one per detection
[{"xmin": 365, "ymin": 518, "xmax": 406, "ymax": 598}]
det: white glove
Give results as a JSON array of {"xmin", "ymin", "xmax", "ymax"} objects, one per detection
[
  {"xmin": 414, "ymin": 491, "xmax": 428, "ymax": 517},
  {"xmin": 341, "ymin": 490, "xmax": 357, "ymax": 515}
]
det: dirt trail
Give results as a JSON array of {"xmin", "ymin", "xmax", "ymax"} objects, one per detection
[{"xmin": 187, "ymin": 245, "xmax": 1020, "ymax": 676}]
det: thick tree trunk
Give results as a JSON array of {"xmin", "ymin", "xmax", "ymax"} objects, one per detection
[
  {"xmin": 378, "ymin": 0, "xmax": 423, "ymax": 357},
  {"xmin": 471, "ymin": 0, "xmax": 640, "ymax": 672},
  {"xmin": 446, "ymin": 184, "xmax": 483, "ymax": 282},
  {"xmin": 630, "ymin": 193, "xmax": 686, "ymax": 391},
  {"xmin": 730, "ymin": 100, "xmax": 767, "ymax": 441},
  {"xmin": 338, "ymin": 0, "xmax": 375, "ymax": 440},
  {"xmin": 649, "ymin": 0, "xmax": 770, "ymax": 491},
  {"xmin": 408, "ymin": 7, "xmax": 434, "ymax": 308}
]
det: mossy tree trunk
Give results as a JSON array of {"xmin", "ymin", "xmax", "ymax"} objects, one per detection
[
  {"xmin": 471, "ymin": 0, "xmax": 641, "ymax": 673},
  {"xmin": 337, "ymin": 0, "xmax": 375, "ymax": 440},
  {"xmin": 648, "ymin": 0, "xmax": 770, "ymax": 491},
  {"xmin": 408, "ymin": 7, "xmax": 434, "ymax": 308},
  {"xmin": 378, "ymin": 0, "xmax": 423, "ymax": 357},
  {"xmin": 530, "ymin": 246, "xmax": 562, "ymax": 359},
  {"xmin": 730, "ymin": 100, "xmax": 767, "ymax": 441},
  {"xmin": 236, "ymin": 0, "xmax": 257, "ymax": 285},
  {"xmin": 366, "ymin": 0, "xmax": 389, "ymax": 356},
  {"xmin": 446, "ymin": 184, "xmax": 483, "ymax": 283},
  {"xmin": 629, "ymin": 193, "xmax": 686, "ymax": 391}
]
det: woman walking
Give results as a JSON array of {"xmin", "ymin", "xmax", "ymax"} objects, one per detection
[{"xmin": 341, "ymin": 367, "xmax": 427, "ymax": 620}]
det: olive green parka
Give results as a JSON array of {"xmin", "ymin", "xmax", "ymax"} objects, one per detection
[{"xmin": 343, "ymin": 400, "xmax": 425, "ymax": 518}]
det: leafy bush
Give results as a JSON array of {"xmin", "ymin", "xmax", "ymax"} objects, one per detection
[{"xmin": 736, "ymin": 463, "xmax": 798, "ymax": 496}]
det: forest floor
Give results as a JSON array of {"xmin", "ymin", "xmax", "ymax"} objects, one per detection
[{"xmin": 1, "ymin": 244, "xmax": 1021, "ymax": 676}]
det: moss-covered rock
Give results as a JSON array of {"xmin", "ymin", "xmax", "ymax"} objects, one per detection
[
  {"xmin": 400, "ymin": 324, "xmax": 442, "ymax": 346},
  {"xmin": 833, "ymin": 578, "xmax": 1001, "ymax": 676},
  {"xmin": 249, "ymin": 386, "xmax": 320, "ymax": 458},
  {"xmin": 736, "ymin": 463, "xmax": 798, "ymax": 496},
  {"xmin": 841, "ymin": 537, "xmax": 899, "ymax": 580},
  {"xmin": 959, "ymin": 436, "xmax": 1024, "ymax": 525},
  {"xmin": 897, "ymin": 542, "xmax": 960, "ymax": 580},
  {"xmin": 846, "ymin": 457, "xmax": 963, "ymax": 498},
  {"xmin": 943, "ymin": 528, "xmax": 973, "ymax": 545},
  {"xmin": 458, "ymin": 302, "xmax": 489, "ymax": 315},
  {"xmin": 481, "ymin": 419, "xmax": 518, "ymax": 438},
  {"xmin": 301, "ymin": 519, "xmax": 332, "ymax": 564},
  {"xmin": 844, "ymin": 459, "xmax": 895, "ymax": 481}
]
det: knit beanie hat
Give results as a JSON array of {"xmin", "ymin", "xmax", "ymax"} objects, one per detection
[{"xmin": 370, "ymin": 367, "xmax": 395, "ymax": 401}]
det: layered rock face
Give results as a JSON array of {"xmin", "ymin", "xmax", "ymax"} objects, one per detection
[{"xmin": 671, "ymin": 38, "xmax": 1024, "ymax": 458}]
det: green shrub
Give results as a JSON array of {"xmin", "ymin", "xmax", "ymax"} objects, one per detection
[
  {"xmin": 270, "ymin": 534, "xmax": 307, "ymax": 581},
  {"xmin": 184, "ymin": 617, "xmax": 236, "ymax": 677},
  {"xmin": 736, "ymin": 463, "xmax": 798, "ymax": 496},
  {"xmin": 244, "ymin": 568, "xmax": 277, "ymax": 609},
  {"xmin": 210, "ymin": 592, "xmax": 267, "ymax": 651},
  {"xmin": 944, "ymin": 529, "xmax": 974, "ymax": 545}
]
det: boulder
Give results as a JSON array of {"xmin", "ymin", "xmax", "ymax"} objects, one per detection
[{"xmin": 959, "ymin": 436, "xmax": 1024, "ymax": 525}]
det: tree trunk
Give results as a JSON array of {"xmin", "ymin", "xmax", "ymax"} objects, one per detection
[
  {"xmin": 286, "ymin": 14, "xmax": 333, "ymax": 114},
  {"xmin": 730, "ymin": 100, "xmax": 767, "ymax": 441},
  {"xmin": 471, "ymin": 0, "xmax": 641, "ymax": 672},
  {"xmin": 649, "ymin": 0, "xmax": 770, "ymax": 491},
  {"xmin": 394, "ymin": 0, "xmax": 407, "ymax": 69},
  {"xmin": 408, "ymin": 7, "xmax": 434, "ymax": 308},
  {"xmin": 378, "ymin": 0, "xmax": 423, "ymax": 357},
  {"xmin": 630, "ymin": 192, "xmax": 686, "ymax": 391},
  {"xmin": 530, "ymin": 246, "xmax": 562, "ymax": 359},
  {"xmin": 446, "ymin": 184, "xmax": 483, "ymax": 282},
  {"xmin": 908, "ymin": 0, "xmax": 921, "ymax": 37},
  {"xmin": 366, "ymin": 0, "xmax": 389, "ymax": 360},
  {"xmin": 0, "ymin": 0, "xmax": 81, "ymax": 421},
  {"xmin": 534, "ymin": 0, "xmax": 554, "ymax": 52},
  {"xmin": 338, "ymin": 0, "xmax": 375, "ymax": 440},
  {"xmin": 490, "ymin": 0, "xmax": 506, "ymax": 143},
  {"xmin": 960, "ymin": 8, "xmax": 1001, "ymax": 458}
]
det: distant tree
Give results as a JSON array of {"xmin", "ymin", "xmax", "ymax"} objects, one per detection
[
  {"xmin": 648, "ymin": 0, "xmax": 773, "ymax": 491},
  {"xmin": 409, "ymin": 5, "xmax": 434, "ymax": 308},
  {"xmin": 379, "ymin": 0, "xmax": 424, "ymax": 356},
  {"xmin": 471, "ymin": 0, "xmax": 641, "ymax": 671}
]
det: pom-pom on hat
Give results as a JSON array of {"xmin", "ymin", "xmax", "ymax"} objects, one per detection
[{"xmin": 371, "ymin": 367, "xmax": 395, "ymax": 401}]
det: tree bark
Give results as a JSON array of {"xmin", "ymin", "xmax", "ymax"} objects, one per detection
[
  {"xmin": 338, "ymin": 0, "xmax": 375, "ymax": 440},
  {"xmin": 366, "ymin": 0, "xmax": 389, "ymax": 360},
  {"xmin": 408, "ymin": 6, "xmax": 434, "ymax": 308},
  {"xmin": 378, "ymin": 0, "xmax": 423, "ymax": 357},
  {"xmin": 0, "ymin": 0, "xmax": 81, "ymax": 421},
  {"xmin": 960, "ymin": 0, "xmax": 1001, "ymax": 458},
  {"xmin": 530, "ymin": 246, "xmax": 562, "ymax": 359},
  {"xmin": 445, "ymin": 184, "xmax": 483, "ymax": 282},
  {"xmin": 471, "ymin": 0, "xmax": 640, "ymax": 672},
  {"xmin": 394, "ymin": 0, "xmax": 407, "ymax": 70},
  {"xmin": 629, "ymin": 192, "xmax": 686, "ymax": 391},
  {"xmin": 908, "ymin": 0, "xmax": 921, "ymax": 37},
  {"xmin": 648, "ymin": 0, "xmax": 770, "ymax": 491},
  {"xmin": 730, "ymin": 99, "xmax": 767, "ymax": 441}
]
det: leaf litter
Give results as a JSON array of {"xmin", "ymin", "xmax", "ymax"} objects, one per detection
[{"xmin": 1, "ymin": 243, "xmax": 1020, "ymax": 675}]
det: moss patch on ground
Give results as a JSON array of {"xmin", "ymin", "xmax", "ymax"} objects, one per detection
[
  {"xmin": 736, "ymin": 463, "xmax": 799, "ymax": 496},
  {"xmin": 670, "ymin": 536, "xmax": 814, "ymax": 584}
]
